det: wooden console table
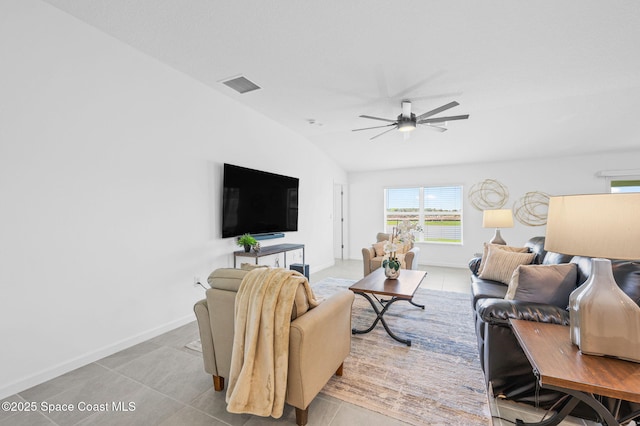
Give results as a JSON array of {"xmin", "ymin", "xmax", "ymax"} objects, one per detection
[
  {"xmin": 233, "ymin": 243, "xmax": 305, "ymax": 269},
  {"xmin": 510, "ymin": 319, "xmax": 640, "ymax": 426}
]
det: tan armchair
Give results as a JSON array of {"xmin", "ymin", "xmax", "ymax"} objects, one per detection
[
  {"xmin": 193, "ymin": 268, "xmax": 354, "ymax": 426},
  {"xmin": 362, "ymin": 232, "xmax": 421, "ymax": 276}
]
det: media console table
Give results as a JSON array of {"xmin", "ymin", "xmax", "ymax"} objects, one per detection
[{"xmin": 233, "ymin": 243, "xmax": 305, "ymax": 269}]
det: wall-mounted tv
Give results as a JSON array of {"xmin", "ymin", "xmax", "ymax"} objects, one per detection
[{"xmin": 222, "ymin": 163, "xmax": 299, "ymax": 238}]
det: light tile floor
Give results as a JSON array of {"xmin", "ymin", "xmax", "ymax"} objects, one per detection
[{"xmin": 1, "ymin": 260, "xmax": 602, "ymax": 425}]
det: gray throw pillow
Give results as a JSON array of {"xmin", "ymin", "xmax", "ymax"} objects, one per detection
[{"xmin": 505, "ymin": 263, "xmax": 578, "ymax": 308}]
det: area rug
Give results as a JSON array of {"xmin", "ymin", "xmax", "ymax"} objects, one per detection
[{"xmin": 313, "ymin": 277, "xmax": 491, "ymax": 426}]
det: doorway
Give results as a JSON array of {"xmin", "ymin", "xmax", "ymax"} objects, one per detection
[{"xmin": 333, "ymin": 183, "xmax": 347, "ymax": 259}]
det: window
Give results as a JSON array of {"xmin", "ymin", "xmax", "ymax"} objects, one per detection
[
  {"xmin": 610, "ymin": 179, "xmax": 640, "ymax": 193},
  {"xmin": 384, "ymin": 185, "xmax": 463, "ymax": 244}
]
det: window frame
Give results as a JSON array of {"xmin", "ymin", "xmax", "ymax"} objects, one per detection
[{"xmin": 384, "ymin": 185, "xmax": 463, "ymax": 245}]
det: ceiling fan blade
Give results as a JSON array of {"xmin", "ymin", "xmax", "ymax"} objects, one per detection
[
  {"xmin": 370, "ymin": 126, "xmax": 398, "ymax": 140},
  {"xmin": 352, "ymin": 123, "xmax": 396, "ymax": 132},
  {"xmin": 415, "ymin": 101, "xmax": 459, "ymax": 121},
  {"xmin": 359, "ymin": 114, "xmax": 396, "ymax": 123},
  {"xmin": 421, "ymin": 124, "xmax": 447, "ymax": 132},
  {"xmin": 418, "ymin": 114, "xmax": 470, "ymax": 124}
]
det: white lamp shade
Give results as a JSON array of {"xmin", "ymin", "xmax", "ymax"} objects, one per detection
[
  {"xmin": 545, "ymin": 193, "xmax": 640, "ymax": 260},
  {"xmin": 482, "ymin": 209, "xmax": 514, "ymax": 228}
]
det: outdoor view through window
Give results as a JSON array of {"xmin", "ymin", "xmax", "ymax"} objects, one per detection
[
  {"xmin": 385, "ymin": 186, "xmax": 463, "ymax": 243},
  {"xmin": 610, "ymin": 179, "xmax": 640, "ymax": 193}
]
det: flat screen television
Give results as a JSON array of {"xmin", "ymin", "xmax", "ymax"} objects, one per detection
[{"xmin": 222, "ymin": 163, "xmax": 299, "ymax": 238}]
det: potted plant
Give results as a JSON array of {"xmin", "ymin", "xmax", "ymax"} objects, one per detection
[
  {"xmin": 382, "ymin": 227, "xmax": 402, "ymax": 279},
  {"xmin": 237, "ymin": 233, "xmax": 257, "ymax": 252}
]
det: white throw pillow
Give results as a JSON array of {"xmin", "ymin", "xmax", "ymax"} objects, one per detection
[
  {"xmin": 478, "ymin": 242, "xmax": 530, "ymax": 275},
  {"xmin": 478, "ymin": 245, "xmax": 535, "ymax": 285}
]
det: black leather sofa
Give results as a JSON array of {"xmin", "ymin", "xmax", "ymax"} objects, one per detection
[{"xmin": 469, "ymin": 236, "xmax": 640, "ymax": 415}]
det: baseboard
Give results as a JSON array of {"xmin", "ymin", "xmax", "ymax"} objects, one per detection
[{"xmin": 0, "ymin": 314, "xmax": 195, "ymax": 400}]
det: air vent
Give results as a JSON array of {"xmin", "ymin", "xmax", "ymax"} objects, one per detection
[{"xmin": 220, "ymin": 75, "xmax": 261, "ymax": 94}]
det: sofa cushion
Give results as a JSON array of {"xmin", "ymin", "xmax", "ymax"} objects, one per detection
[
  {"xmin": 479, "ymin": 246, "xmax": 535, "ymax": 285},
  {"xmin": 241, "ymin": 263, "xmax": 269, "ymax": 271},
  {"xmin": 396, "ymin": 242, "xmax": 411, "ymax": 254},
  {"xmin": 542, "ymin": 251, "xmax": 574, "ymax": 266},
  {"xmin": 471, "ymin": 275, "xmax": 508, "ymax": 308},
  {"xmin": 208, "ymin": 267, "xmax": 311, "ymax": 320},
  {"xmin": 612, "ymin": 261, "xmax": 640, "ymax": 305},
  {"xmin": 524, "ymin": 236, "xmax": 547, "ymax": 264},
  {"xmin": 373, "ymin": 241, "xmax": 386, "ymax": 257},
  {"xmin": 478, "ymin": 243, "xmax": 530, "ymax": 275},
  {"xmin": 505, "ymin": 263, "xmax": 577, "ymax": 308},
  {"xmin": 208, "ymin": 268, "xmax": 248, "ymax": 292}
]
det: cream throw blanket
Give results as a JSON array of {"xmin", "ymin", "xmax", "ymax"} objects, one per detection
[{"xmin": 226, "ymin": 267, "xmax": 319, "ymax": 418}]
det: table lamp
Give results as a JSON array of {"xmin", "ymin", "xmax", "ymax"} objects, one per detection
[
  {"xmin": 544, "ymin": 193, "xmax": 640, "ymax": 362},
  {"xmin": 482, "ymin": 209, "xmax": 514, "ymax": 245}
]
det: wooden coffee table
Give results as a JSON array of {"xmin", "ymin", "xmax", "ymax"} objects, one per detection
[
  {"xmin": 510, "ymin": 319, "xmax": 640, "ymax": 426},
  {"xmin": 349, "ymin": 268, "xmax": 426, "ymax": 346}
]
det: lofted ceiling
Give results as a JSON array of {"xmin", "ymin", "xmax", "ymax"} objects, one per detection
[{"xmin": 42, "ymin": 0, "xmax": 640, "ymax": 172}]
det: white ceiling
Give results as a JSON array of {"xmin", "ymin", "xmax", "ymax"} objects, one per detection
[{"xmin": 42, "ymin": 0, "xmax": 640, "ymax": 172}]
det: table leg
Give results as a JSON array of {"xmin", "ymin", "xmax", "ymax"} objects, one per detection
[
  {"xmin": 352, "ymin": 292, "xmax": 412, "ymax": 346},
  {"xmin": 515, "ymin": 385, "xmax": 621, "ymax": 426},
  {"xmin": 409, "ymin": 299, "xmax": 425, "ymax": 309},
  {"xmin": 380, "ymin": 296, "xmax": 424, "ymax": 309}
]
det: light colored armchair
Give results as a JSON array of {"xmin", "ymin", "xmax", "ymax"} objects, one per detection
[
  {"xmin": 193, "ymin": 268, "xmax": 354, "ymax": 426},
  {"xmin": 361, "ymin": 232, "xmax": 421, "ymax": 276}
]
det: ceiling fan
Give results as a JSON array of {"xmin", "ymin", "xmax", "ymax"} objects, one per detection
[{"xmin": 352, "ymin": 100, "xmax": 469, "ymax": 140}]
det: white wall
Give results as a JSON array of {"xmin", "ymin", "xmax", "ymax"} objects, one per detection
[
  {"xmin": 0, "ymin": 0, "xmax": 346, "ymax": 399},
  {"xmin": 348, "ymin": 149, "xmax": 640, "ymax": 268}
]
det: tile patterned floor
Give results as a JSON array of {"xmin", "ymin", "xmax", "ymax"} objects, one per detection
[{"xmin": 1, "ymin": 260, "xmax": 603, "ymax": 425}]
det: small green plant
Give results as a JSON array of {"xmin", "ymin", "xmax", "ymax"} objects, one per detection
[
  {"xmin": 382, "ymin": 257, "xmax": 401, "ymax": 271},
  {"xmin": 237, "ymin": 233, "xmax": 257, "ymax": 247}
]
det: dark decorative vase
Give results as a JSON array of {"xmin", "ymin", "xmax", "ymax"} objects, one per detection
[{"xmin": 244, "ymin": 244, "xmax": 251, "ymax": 253}]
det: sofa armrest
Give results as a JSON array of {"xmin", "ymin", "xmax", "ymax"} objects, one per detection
[
  {"xmin": 405, "ymin": 247, "xmax": 419, "ymax": 270},
  {"xmin": 194, "ymin": 299, "xmax": 218, "ymax": 376},
  {"xmin": 362, "ymin": 247, "xmax": 375, "ymax": 276},
  {"xmin": 476, "ymin": 298, "xmax": 569, "ymax": 326},
  {"xmin": 469, "ymin": 257, "xmax": 482, "ymax": 276},
  {"xmin": 287, "ymin": 289, "xmax": 354, "ymax": 409}
]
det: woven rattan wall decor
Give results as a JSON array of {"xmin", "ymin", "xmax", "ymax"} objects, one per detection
[
  {"xmin": 513, "ymin": 191, "xmax": 550, "ymax": 226},
  {"xmin": 468, "ymin": 179, "xmax": 509, "ymax": 211}
]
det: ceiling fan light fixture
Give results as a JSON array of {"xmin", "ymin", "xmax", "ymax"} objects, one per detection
[{"xmin": 398, "ymin": 120, "xmax": 416, "ymax": 132}]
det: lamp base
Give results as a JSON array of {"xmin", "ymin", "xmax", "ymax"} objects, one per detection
[
  {"xmin": 569, "ymin": 258, "xmax": 640, "ymax": 363},
  {"xmin": 489, "ymin": 229, "xmax": 506, "ymax": 245}
]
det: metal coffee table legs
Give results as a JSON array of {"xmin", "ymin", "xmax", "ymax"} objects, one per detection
[{"xmin": 351, "ymin": 291, "xmax": 423, "ymax": 346}]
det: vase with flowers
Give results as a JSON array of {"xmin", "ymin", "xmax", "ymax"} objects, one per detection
[
  {"xmin": 382, "ymin": 227, "xmax": 402, "ymax": 279},
  {"xmin": 396, "ymin": 219, "xmax": 422, "ymax": 245}
]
